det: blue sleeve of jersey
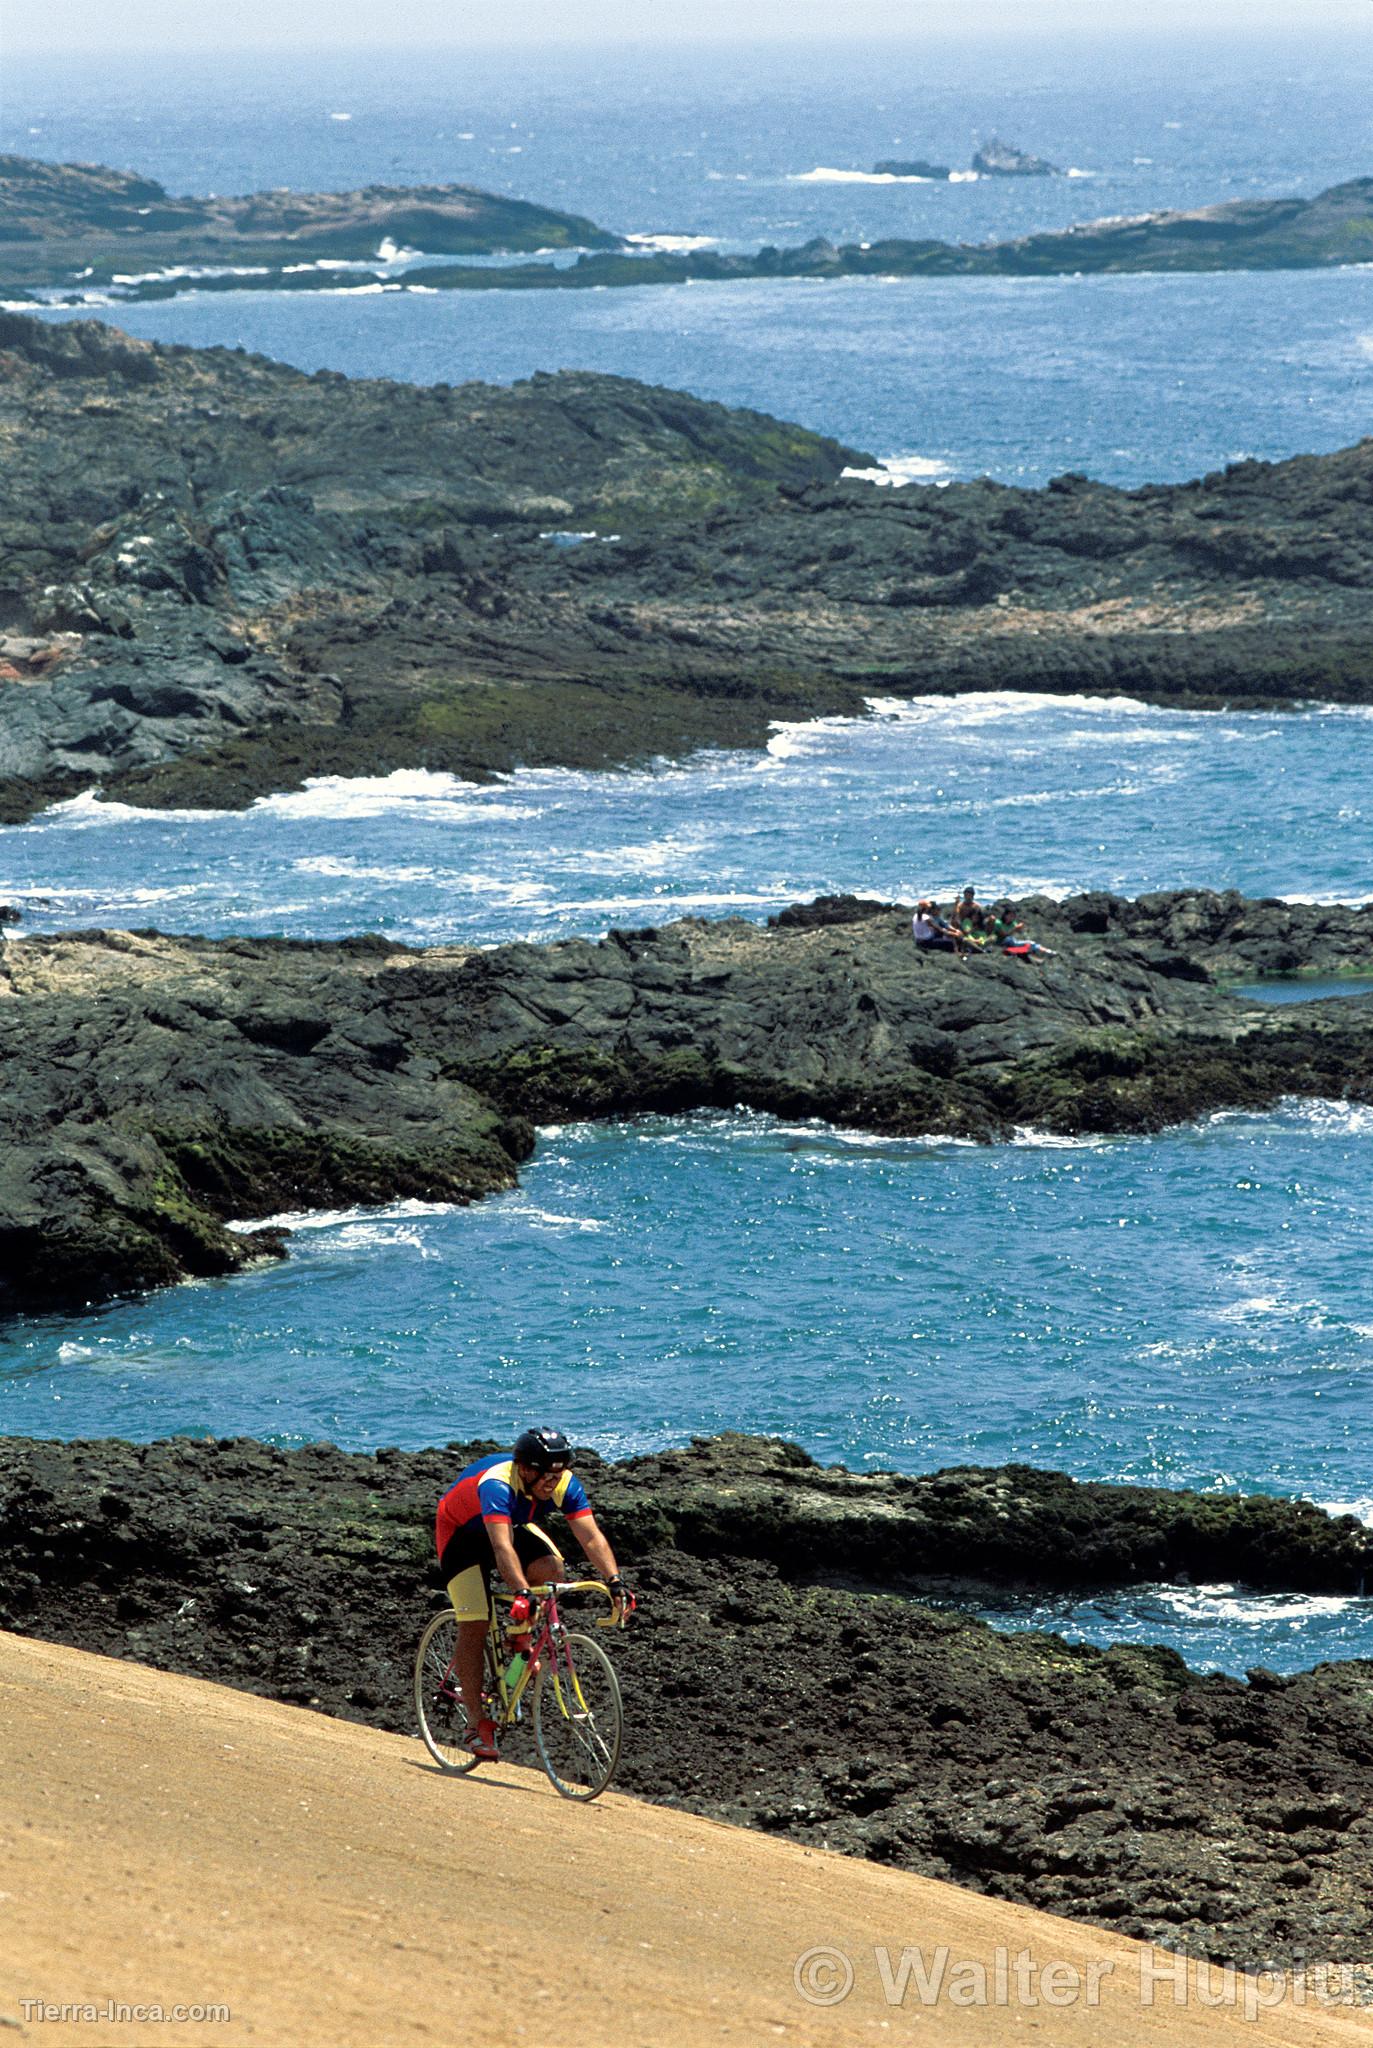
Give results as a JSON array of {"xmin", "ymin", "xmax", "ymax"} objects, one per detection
[
  {"xmin": 559, "ymin": 1472, "xmax": 591, "ymax": 1518},
  {"xmin": 478, "ymin": 1471, "xmax": 517, "ymax": 1521}
]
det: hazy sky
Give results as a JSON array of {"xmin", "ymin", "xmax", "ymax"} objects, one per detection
[{"xmin": 4, "ymin": 0, "xmax": 1372, "ymax": 51}]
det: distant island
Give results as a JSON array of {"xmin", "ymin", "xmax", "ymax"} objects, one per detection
[
  {"xmin": 0, "ymin": 152, "xmax": 623, "ymax": 292},
  {"xmin": 872, "ymin": 138, "xmax": 1059, "ymax": 179},
  {"xmin": 971, "ymin": 136, "xmax": 1060, "ymax": 176},
  {"xmin": 4, "ymin": 155, "xmax": 1370, "ymax": 305}
]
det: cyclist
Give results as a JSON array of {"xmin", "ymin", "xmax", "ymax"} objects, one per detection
[{"xmin": 434, "ymin": 1425, "xmax": 630, "ymax": 1761}]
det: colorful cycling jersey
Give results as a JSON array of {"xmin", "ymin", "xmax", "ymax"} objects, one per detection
[{"xmin": 435, "ymin": 1453, "xmax": 592, "ymax": 1562}]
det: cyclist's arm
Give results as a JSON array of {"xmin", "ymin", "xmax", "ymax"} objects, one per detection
[
  {"xmin": 568, "ymin": 1510, "xmax": 619, "ymax": 1583},
  {"xmin": 486, "ymin": 1519, "xmax": 533, "ymax": 1594}
]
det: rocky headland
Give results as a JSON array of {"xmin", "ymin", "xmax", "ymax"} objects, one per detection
[
  {"xmin": 2, "ymin": 310, "xmax": 1372, "ymax": 825},
  {"xmin": 9, "ymin": 157, "xmax": 1369, "ymax": 305},
  {"xmin": 0, "ymin": 152, "xmax": 620, "ymax": 294},
  {"xmin": 1, "ymin": 890, "xmax": 1370, "ymax": 1316},
  {"xmin": 4, "ymin": 1427, "xmax": 1373, "ymax": 1977}
]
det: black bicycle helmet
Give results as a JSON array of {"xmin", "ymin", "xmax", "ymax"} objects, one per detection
[{"xmin": 513, "ymin": 1425, "xmax": 572, "ymax": 1470}]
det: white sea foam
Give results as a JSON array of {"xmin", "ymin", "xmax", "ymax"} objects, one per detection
[
  {"xmin": 575, "ymin": 833, "xmax": 709, "ymax": 875},
  {"xmin": 1011, "ymin": 1127, "xmax": 1111, "ymax": 1150},
  {"xmin": 1170, "ymin": 1585, "xmax": 1362, "ymax": 1625},
  {"xmin": 842, "ymin": 452, "xmax": 954, "ymax": 486},
  {"xmin": 623, "ymin": 232, "xmax": 718, "ymax": 252},
  {"xmin": 227, "ymin": 1197, "xmax": 459, "ymax": 1234},
  {"xmin": 789, "ymin": 167, "xmax": 903, "ymax": 184},
  {"xmin": 1202, "ymin": 1098, "xmax": 1373, "ymax": 1141},
  {"xmin": 110, "ymin": 262, "xmax": 273, "ymax": 286},
  {"xmin": 256, "ymin": 769, "xmax": 487, "ymax": 818},
  {"xmin": 1277, "ymin": 890, "xmax": 1373, "ymax": 908},
  {"xmin": 1317, "ymin": 1496, "xmax": 1373, "ymax": 1527},
  {"xmin": 280, "ymin": 257, "xmax": 379, "ymax": 274},
  {"xmin": 858, "ymin": 690, "xmax": 1157, "ymax": 728},
  {"xmin": 40, "ymin": 790, "xmax": 225, "ymax": 826},
  {"xmin": 1213, "ymin": 1295, "xmax": 1286, "ymax": 1324},
  {"xmin": 291, "ymin": 855, "xmax": 436, "ymax": 883},
  {"xmin": 1280, "ymin": 1100, "xmax": 1373, "ymax": 1138},
  {"xmin": 788, "ymin": 165, "xmax": 952, "ymax": 185},
  {"xmin": 503, "ymin": 1203, "xmax": 607, "ymax": 1232},
  {"xmin": 1066, "ymin": 167, "xmax": 1099, "ymax": 178}
]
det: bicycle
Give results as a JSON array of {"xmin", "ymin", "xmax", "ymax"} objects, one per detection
[{"xmin": 414, "ymin": 1580, "xmax": 625, "ymax": 1801}]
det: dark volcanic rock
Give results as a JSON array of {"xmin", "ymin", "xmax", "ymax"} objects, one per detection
[
  {"xmin": 1, "ymin": 892, "xmax": 1371, "ymax": 1314},
  {"xmin": 4, "ymin": 1429, "xmax": 1373, "ymax": 1975},
  {"xmin": 3, "ymin": 310, "xmax": 1373, "ymax": 821}
]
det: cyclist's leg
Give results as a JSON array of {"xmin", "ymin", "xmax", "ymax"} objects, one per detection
[
  {"xmin": 445, "ymin": 1553, "xmax": 494, "ymax": 1725},
  {"xmin": 515, "ymin": 1521, "xmax": 565, "ymax": 1588}
]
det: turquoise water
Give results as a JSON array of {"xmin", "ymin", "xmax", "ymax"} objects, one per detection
[{"xmin": 4, "ymin": 40, "xmax": 1373, "ymax": 1673}]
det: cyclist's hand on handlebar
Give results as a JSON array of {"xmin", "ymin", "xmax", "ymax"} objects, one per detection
[{"xmin": 607, "ymin": 1573, "xmax": 636, "ymax": 1623}]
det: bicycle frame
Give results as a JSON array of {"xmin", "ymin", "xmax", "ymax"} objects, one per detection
[{"xmin": 493, "ymin": 1578, "xmax": 615, "ymax": 1721}]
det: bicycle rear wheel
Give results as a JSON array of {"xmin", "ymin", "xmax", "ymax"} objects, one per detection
[
  {"xmin": 531, "ymin": 1630, "xmax": 623, "ymax": 1801},
  {"xmin": 414, "ymin": 1611, "xmax": 480, "ymax": 1773}
]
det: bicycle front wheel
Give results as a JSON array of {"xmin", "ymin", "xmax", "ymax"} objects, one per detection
[
  {"xmin": 414, "ymin": 1610, "xmax": 479, "ymax": 1773},
  {"xmin": 532, "ymin": 1630, "xmax": 623, "ymax": 1800}
]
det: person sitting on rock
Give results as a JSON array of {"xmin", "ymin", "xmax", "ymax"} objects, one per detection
[
  {"xmin": 990, "ymin": 903, "xmax": 1055, "ymax": 961},
  {"xmin": 434, "ymin": 1425, "xmax": 630, "ymax": 1761},
  {"xmin": 912, "ymin": 899, "xmax": 960, "ymax": 952},
  {"xmin": 946, "ymin": 894, "xmax": 988, "ymax": 954}
]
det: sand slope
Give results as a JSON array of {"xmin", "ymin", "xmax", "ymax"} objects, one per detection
[{"xmin": 2, "ymin": 1630, "xmax": 1369, "ymax": 2047}]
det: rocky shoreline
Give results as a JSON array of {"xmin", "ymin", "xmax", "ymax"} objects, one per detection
[
  {"xmin": 3, "ymin": 311, "xmax": 1373, "ymax": 825},
  {"xmin": 8, "ymin": 155, "xmax": 1370, "ymax": 303},
  {"xmin": 0, "ymin": 153, "xmax": 620, "ymax": 294},
  {"xmin": 3, "ymin": 1428, "xmax": 1372, "ymax": 1976},
  {"xmin": 1, "ymin": 890, "xmax": 1371, "ymax": 1316}
]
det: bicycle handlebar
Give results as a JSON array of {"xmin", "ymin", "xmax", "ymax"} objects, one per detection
[{"xmin": 495, "ymin": 1580, "xmax": 630, "ymax": 1624}]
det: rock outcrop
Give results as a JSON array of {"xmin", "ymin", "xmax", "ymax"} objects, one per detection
[
  {"xmin": 3, "ymin": 1428, "xmax": 1372, "ymax": 1976},
  {"xmin": 2, "ymin": 311, "xmax": 1373, "ymax": 823},
  {"xmin": 1, "ymin": 892, "xmax": 1370, "ymax": 1314},
  {"xmin": 972, "ymin": 137, "xmax": 1060, "ymax": 176},
  {"xmin": 0, "ymin": 153, "xmax": 621, "ymax": 293}
]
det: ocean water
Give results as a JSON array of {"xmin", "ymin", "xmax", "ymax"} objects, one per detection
[
  {"xmin": 3, "ymin": 694, "xmax": 1370, "ymax": 945},
  {"xmin": 3, "ymin": 38, "xmax": 1373, "ymax": 1674},
  {"xmin": 9, "ymin": 35, "xmax": 1373, "ymax": 486}
]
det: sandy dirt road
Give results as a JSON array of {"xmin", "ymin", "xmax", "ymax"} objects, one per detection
[{"xmin": 2, "ymin": 1630, "xmax": 1370, "ymax": 2047}]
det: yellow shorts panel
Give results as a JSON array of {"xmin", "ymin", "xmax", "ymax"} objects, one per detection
[{"xmin": 446, "ymin": 1524, "xmax": 564, "ymax": 1622}]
